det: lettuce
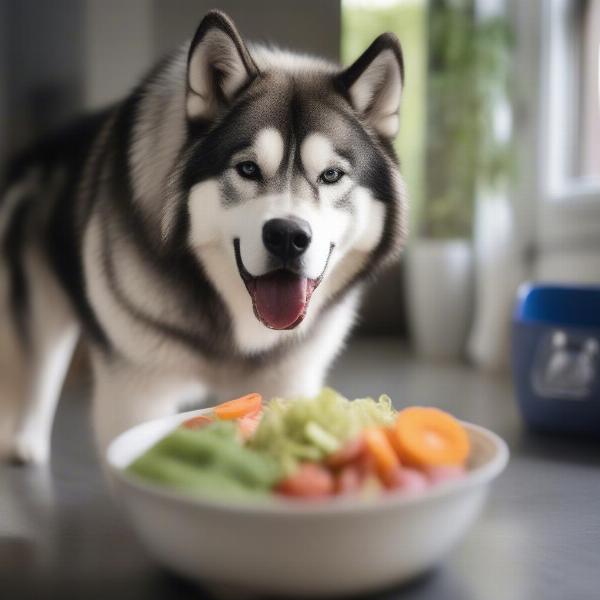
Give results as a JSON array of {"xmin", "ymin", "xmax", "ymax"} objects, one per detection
[{"xmin": 250, "ymin": 388, "xmax": 396, "ymax": 475}]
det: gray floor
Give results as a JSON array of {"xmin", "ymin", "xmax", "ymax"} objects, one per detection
[{"xmin": 1, "ymin": 339, "xmax": 599, "ymax": 599}]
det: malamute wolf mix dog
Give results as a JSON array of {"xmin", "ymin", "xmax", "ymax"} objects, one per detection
[{"xmin": 0, "ymin": 11, "xmax": 407, "ymax": 464}]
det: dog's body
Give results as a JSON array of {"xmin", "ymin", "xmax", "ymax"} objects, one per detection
[{"xmin": 0, "ymin": 12, "xmax": 407, "ymax": 464}]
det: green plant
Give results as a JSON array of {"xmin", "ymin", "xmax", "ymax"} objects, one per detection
[
  {"xmin": 422, "ymin": 0, "xmax": 513, "ymax": 239},
  {"xmin": 342, "ymin": 0, "xmax": 427, "ymax": 234}
]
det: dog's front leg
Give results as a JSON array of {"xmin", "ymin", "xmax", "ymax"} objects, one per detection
[{"xmin": 90, "ymin": 353, "xmax": 205, "ymax": 457}]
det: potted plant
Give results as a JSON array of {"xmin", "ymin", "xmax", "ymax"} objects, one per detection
[{"xmin": 406, "ymin": 0, "xmax": 512, "ymax": 360}]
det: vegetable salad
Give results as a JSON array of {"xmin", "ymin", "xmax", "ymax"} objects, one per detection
[{"xmin": 127, "ymin": 389, "xmax": 470, "ymax": 501}]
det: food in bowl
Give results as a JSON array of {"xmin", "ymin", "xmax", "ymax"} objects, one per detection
[
  {"xmin": 126, "ymin": 388, "xmax": 471, "ymax": 502},
  {"xmin": 108, "ymin": 406, "xmax": 508, "ymax": 596}
]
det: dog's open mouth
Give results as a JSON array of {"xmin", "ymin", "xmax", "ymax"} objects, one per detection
[{"xmin": 233, "ymin": 239, "xmax": 333, "ymax": 330}]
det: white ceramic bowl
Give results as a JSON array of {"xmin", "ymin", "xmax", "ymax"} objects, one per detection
[{"xmin": 107, "ymin": 409, "xmax": 509, "ymax": 598}]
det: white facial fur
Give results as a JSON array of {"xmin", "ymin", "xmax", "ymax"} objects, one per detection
[
  {"xmin": 254, "ymin": 128, "xmax": 285, "ymax": 178},
  {"xmin": 187, "ymin": 128, "xmax": 386, "ymax": 353}
]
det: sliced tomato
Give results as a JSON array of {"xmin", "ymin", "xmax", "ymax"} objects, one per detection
[
  {"xmin": 335, "ymin": 466, "xmax": 362, "ymax": 495},
  {"xmin": 384, "ymin": 466, "xmax": 429, "ymax": 493},
  {"xmin": 276, "ymin": 463, "xmax": 335, "ymax": 499},
  {"xmin": 326, "ymin": 437, "xmax": 366, "ymax": 469},
  {"xmin": 355, "ymin": 452, "xmax": 376, "ymax": 476}
]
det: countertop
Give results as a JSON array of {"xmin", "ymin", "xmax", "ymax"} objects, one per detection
[{"xmin": 1, "ymin": 339, "xmax": 599, "ymax": 600}]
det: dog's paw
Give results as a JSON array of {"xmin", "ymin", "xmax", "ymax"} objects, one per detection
[{"xmin": 5, "ymin": 434, "xmax": 50, "ymax": 466}]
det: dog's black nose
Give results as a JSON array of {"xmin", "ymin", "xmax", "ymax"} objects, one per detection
[{"xmin": 262, "ymin": 218, "xmax": 312, "ymax": 261}]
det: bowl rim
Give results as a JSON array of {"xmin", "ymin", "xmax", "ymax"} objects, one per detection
[{"xmin": 107, "ymin": 408, "xmax": 509, "ymax": 517}]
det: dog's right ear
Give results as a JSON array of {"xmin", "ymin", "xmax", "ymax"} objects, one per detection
[
  {"xmin": 186, "ymin": 11, "xmax": 258, "ymax": 121},
  {"xmin": 336, "ymin": 33, "xmax": 404, "ymax": 139}
]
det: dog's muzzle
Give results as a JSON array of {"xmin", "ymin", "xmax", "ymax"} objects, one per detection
[{"xmin": 233, "ymin": 239, "xmax": 334, "ymax": 330}]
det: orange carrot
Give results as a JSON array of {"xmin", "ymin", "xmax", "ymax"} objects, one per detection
[
  {"xmin": 213, "ymin": 393, "xmax": 263, "ymax": 421},
  {"xmin": 394, "ymin": 407, "xmax": 470, "ymax": 468},
  {"xmin": 181, "ymin": 415, "xmax": 213, "ymax": 430},
  {"xmin": 363, "ymin": 427, "xmax": 400, "ymax": 479},
  {"xmin": 384, "ymin": 426, "xmax": 404, "ymax": 457}
]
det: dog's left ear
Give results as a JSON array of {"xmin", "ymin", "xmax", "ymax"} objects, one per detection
[
  {"xmin": 186, "ymin": 10, "xmax": 258, "ymax": 120},
  {"xmin": 337, "ymin": 33, "xmax": 404, "ymax": 139}
]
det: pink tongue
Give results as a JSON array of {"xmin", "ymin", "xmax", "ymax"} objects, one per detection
[{"xmin": 253, "ymin": 273, "xmax": 308, "ymax": 330}]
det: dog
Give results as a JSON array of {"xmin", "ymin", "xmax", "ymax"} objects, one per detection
[{"xmin": 0, "ymin": 11, "xmax": 407, "ymax": 464}]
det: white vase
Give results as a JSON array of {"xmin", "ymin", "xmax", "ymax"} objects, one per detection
[
  {"xmin": 467, "ymin": 193, "xmax": 522, "ymax": 372},
  {"xmin": 405, "ymin": 239, "xmax": 474, "ymax": 360}
]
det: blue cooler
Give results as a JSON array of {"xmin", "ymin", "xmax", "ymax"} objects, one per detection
[{"xmin": 512, "ymin": 283, "xmax": 600, "ymax": 437}]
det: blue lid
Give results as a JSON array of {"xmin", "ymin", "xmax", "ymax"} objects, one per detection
[{"xmin": 514, "ymin": 283, "xmax": 600, "ymax": 327}]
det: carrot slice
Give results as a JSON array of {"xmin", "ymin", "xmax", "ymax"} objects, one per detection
[
  {"xmin": 384, "ymin": 426, "xmax": 404, "ymax": 457},
  {"xmin": 213, "ymin": 393, "xmax": 262, "ymax": 421},
  {"xmin": 363, "ymin": 428, "xmax": 400, "ymax": 479},
  {"xmin": 181, "ymin": 415, "xmax": 213, "ymax": 430},
  {"xmin": 394, "ymin": 407, "xmax": 470, "ymax": 468}
]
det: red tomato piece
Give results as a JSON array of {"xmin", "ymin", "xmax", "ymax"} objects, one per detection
[
  {"xmin": 326, "ymin": 437, "xmax": 366, "ymax": 469},
  {"xmin": 276, "ymin": 463, "xmax": 335, "ymax": 499},
  {"xmin": 355, "ymin": 452, "xmax": 376, "ymax": 476},
  {"xmin": 335, "ymin": 466, "xmax": 362, "ymax": 495},
  {"xmin": 384, "ymin": 467, "xmax": 429, "ymax": 494}
]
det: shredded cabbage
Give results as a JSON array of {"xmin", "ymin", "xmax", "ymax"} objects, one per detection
[{"xmin": 250, "ymin": 387, "xmax": 396, "ymax": 474}]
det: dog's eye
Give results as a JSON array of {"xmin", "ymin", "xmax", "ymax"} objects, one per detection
[
  {"xmin": 236, "ymin": 161, "xmax": 261, "ymax": 181},
  {"xmin": 320, "ymin": 168, "xmax": 344, "ymax": 184}
]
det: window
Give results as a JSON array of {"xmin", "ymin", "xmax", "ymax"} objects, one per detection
[
  {"xmin": 511, "ymin": 0, "xmax": 600, "ymax": 282},
  {"xmin": 543, "ymin": 0, "xmax": 600, "ymax": 201}
]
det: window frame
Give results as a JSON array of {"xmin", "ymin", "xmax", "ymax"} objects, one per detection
[
  {"xmin": 540, "ymin": 0, "xmax": 600, "ymax": 202},
  {"xmin": 511, "ymin": 0, "xmax": 600, "ymax": 264}
]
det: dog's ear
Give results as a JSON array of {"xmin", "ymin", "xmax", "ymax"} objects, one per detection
[
  {"xmin": 337, "ymin": 33, "xmax": 404, "ymax": 139},
  {"xmin": 186, "ymin": 11, "xmax": 258, "ymax": 120}
]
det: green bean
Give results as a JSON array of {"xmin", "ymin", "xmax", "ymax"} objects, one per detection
[
  {"xmin": 141, "ymin": 425, "xmax": 281, "ymax": 490},
  {"xmin": 127, "ymin": 451, "xmax": 267, "ymax": 500}
]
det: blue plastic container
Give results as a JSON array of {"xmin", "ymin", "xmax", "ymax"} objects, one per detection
[{"xmin": 512, "ymin": 283, "xmax": 600, "ymax": 436}]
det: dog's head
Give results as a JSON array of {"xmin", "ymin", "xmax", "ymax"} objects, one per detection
[{"xmin": 176, "ymin": 11, "xmax": 407, "ymax": 352}]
